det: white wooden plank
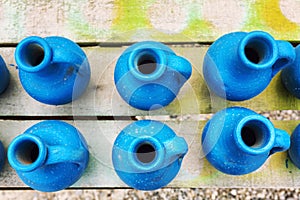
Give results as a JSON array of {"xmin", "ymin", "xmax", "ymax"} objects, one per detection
[
  {"xmin": 0, "ymin": 46, "xmax": 210, "ymax": 116},
  {"xmin": 1, "ymin": 0, "xmax": 300, "ymax": 43},
  {"xmin": 1, "ymin": 45, "xmax": 299, "ymax": 116},
  {"xmin": 0, "ymin": 120, "xmax": 298, "ymax": 188}
]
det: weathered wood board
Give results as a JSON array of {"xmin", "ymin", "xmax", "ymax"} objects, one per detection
[
  {"xmin": 0, "ymin": 45, "xmax": 299, "ymax": 117},
  {"xmin": 0, "ymin": 120, "xmax": 299, "ymax": 189},
  {"xmin": 1, "ymin": 0, "xmax": 300, "ymax": 43},
  {"xmin": 1, "ymin": 0, "xmax": 300, "ymax": 190}
]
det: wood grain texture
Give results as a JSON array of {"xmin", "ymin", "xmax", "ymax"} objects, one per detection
[
  {"xmin": 0, "ymin": 120, "xmax": 299, "ymax": 188},
  {"xmin": 1, "ymin": 0, "xmax": 300, "ymax": 43},
  {"xmin": 0, "ymin": 0, "xmax": 299, "ymax": 190},
  {"xmin": 0, "ymin": 46, "xmax": 299, "ymax": 116}
]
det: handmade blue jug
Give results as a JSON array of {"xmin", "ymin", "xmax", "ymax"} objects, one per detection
[
  {"xmin": 7, "ymin": 120, "xmax": 89, "ymax": 192},
  {"xmin": 288, "ymin": 124, "xmax": 300, "ymax": 169},
  {"xmin": 114, "ymin": 41, "xmax": 192, "ymax": 110},
  {"xmin": 281, "ymin": 45, "xmax": 300, "ymax": 98},
  {"xmin": 202, "ymin": 107, "xmax": 290, "ymax": 175},
  {"xmin": 112, "ymin": 120, "xmax": 188, "ymax": 190},
  {"xmin": 15, "ymin": 36, "xmax": 91, "ymax": 105},
  {"xmin": 0, "ymin": 140, "xmax": 5, "ymax": 171},
  {"xmin": 0, "ymin": 55, "xmax": 10, "ymax": 94},
  {"xmin": 203, "ymin": 31, "xmax": 295, "ymax": 101}
]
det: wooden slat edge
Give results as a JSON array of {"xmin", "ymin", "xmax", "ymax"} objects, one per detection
[
  {"xmin": 0, "ymin": 120, "xmax": 299, "ymax": 188},
  {"xmin": 1, "ymin": 0, "xmax": 300, "ymax": 43},
  {"xmin": 0, "ymin": 46, "xmax": 299, "ymax": 116}
]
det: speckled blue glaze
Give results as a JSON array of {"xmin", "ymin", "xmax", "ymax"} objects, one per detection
[
  {"xmin": 0, "ymin": 55, "xmax": 9, "ymax": 94},
  {"xmin": 281, "ymin": 46, "xmax": 300, "ymax": 99},
  {"xmin": 203, "ymin": 31, "xmax": 295, "ymax": 101},
  {"xmin": 15, "ymin": 36, "xmax": 91, "ymax": 105},
  {"xmin": 202, "ymin": 107, "xmax": 290, "ymax": 175},
  {"xmin": 288, "ymin": 125, "xmax": 300, "ymax": 169},
  {"xmin": 7, "ymin": 120, "xmax": 89, "ymax": 192},
  {"xmin": 0, "ymin": 140, "xmax": 5, "ymax": 172},
  {"xmin": 114, "ymin": 41, "xmax": 192, "ymax": 110},
  {"xmin": 112, "ymin": 120, "xmax": 188, "ymax": 190}
]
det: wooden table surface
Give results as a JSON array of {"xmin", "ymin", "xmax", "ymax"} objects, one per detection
[{"xmin": 1, "ymin": 0, "xmax": 300, "ymax": 189}]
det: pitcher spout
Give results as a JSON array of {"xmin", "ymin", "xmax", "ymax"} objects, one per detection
[
  {"xmin": 164, "ymin": 136, "xmax": 188, "ymax": 165},
  {"xmin": 168, "ymin": 54, "xmax": 192, "ymax": 87}
]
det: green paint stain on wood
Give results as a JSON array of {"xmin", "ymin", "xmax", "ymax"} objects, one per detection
[
  {"xmin": 181, "ymin": 2, "xmax": 214, "ymax": 41},
  {"xmin": 272, "ymin": 120, "xmax": 298, "ymax": 134},
  {"xmin": 66, "ymin": 1, "xmax": 112, "ymax": 41},
  {"xmin": 185, "ymin": 159, "xmax": 221, "ymax": 186},
  {"xmin": 66, "ymin": 0, "xmax": 96, "ymax": 40},
  {"xmin": 112, "ymin": 0, "xmax": 152, "ymax": 32},
  {"xmin": 244, "ymin": 0, "xmax": 300, "ymax": 40},
  {"xmin": 4, "ymin": 2, "xmax": 25, "ymax": 41},
  {"xmin": 150, "ymin": 32, "xmax": 193, "ymax": 42},
  {"xmin": 182, "ymin": 19, "xmax": 213, "ymax": 41},
  {"xmin": 225, "ymin": 74, "xmax": 300, "ymax": 112},
  {"xmin": 68, "ymin": 16, "xmax": 97, "ymax": 40}
]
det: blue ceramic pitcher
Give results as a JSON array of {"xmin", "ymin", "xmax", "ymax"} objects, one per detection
[
  {"xmin": 112, "ymin": 120, "xmax": 188, "ymax": 190},
  {"xmin": 0, "ymin": 140, "xmax": 5, "ymax": 171},
  {"xmin": 288, "ymin": 124, "xmax": 300, "ymax": 169},
  {"xmin": 114, "ymin": 41, "xmax": 192, "ymax": 110},
  {"xmin": 7, "ymin": 120, "xmax": 89, "ymax": 192},
  {"xmin": 15, "ymin": 36, "xmax": 91, "ymax": 105},
  {"xmin": 203, "ymin": 31, "xmax": 295, "ymax": 101},
  {"xmin": 281, "ymin": 46, "xmax": 300, "ymax": 98},
  {"xmin": 202, "ymin": 107, "xmax": 290, "ymax": 175},
  {"xmin": 0, "ymin": 55, "xmax": 10, "ymax": 94}
]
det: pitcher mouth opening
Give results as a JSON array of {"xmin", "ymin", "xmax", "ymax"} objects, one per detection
[
  {"xmin": 16, "ymin": 140, "xmax": 40, "ymax": 165},
  {"xmin": 128, "ymin": 47, "xmax": 166, "ymax": 81},
  {"xmin": 15, "ymin": 36, "xmax": 52, "ymax": 73},
  {"xmin": 128, "ymin": 137, "xmax": 164, "ymax": 172},
  {"xmin": 135, "ymin": 142, "xmax": 157, "ymax": 164},
  {"xmin": 239, "ymin": 32, "xmax": 277, "ymax": 70},
  {"xmin": 235, "ymin": 116, "xmax": 275, "ymax": 155},
  {"xmin": 8, "ymin": 135, "xmax": 46, "ymax": 172},
  {"xmin": 23, "ymin": 43, "xmax": 45, "ymax": 67}
]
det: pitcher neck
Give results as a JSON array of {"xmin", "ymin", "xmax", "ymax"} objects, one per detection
[
  {"xmin": 127, "ymin": 44, "xmax": 167, "ymax": 82},
  {"xmin": 237, "ymin": 31, "xmax": 278, "ymax": 71},
  {"xmin": 8, "ymin": 134, "xmax": 47, "ymax": 172},
  {"xmin": 233, "ymin": 115, "xmax": 275, "ymax": 155},
  {"xmin": 127, "ymin": 136, "xmax": 166, "ymax": 173},
  {"xmin": 15, "ymin": 36, "xmax": 53, "ymax": 74}
]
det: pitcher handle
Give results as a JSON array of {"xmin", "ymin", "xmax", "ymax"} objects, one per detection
[
  {"xmin": 168, "ymin": 54, "xmax": 192, "ymax": 86},
  {"xmin": 46, "ymin": 145, "xmax": 89, "ymax": 168},
  {"xmin": 272, "ymin": 40, "xmax": 295, "ymax": 77},
  {"xmin": 270, "ymin": 128, "xmax": 290, "ymax": 155},
  {"xmin": 163, "ymin": 136, "xmax": 188, "ymax": 165}
]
